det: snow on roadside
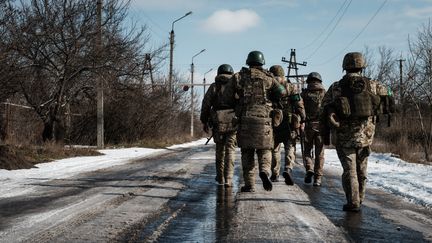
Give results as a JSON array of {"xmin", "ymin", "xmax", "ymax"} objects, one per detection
[
  {"xmin": 324, "ymin": 147, "xmax": 432, "ymax": 208},
  {"xmin": 0, "ymin": 138, "xmax": 207, "ymax": 198}
]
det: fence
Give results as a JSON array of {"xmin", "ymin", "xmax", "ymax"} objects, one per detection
[{"xmin": 0, "ymin": 102, "xmax": 43, "ymax": 144}]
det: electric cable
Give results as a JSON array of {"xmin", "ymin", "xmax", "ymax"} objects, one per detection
[
  {"xmin": 304, "ymin": 0, "xmax": 353, "ymax": 60},
  {"xmin": 316, "ymin": 0, "xmax": 388, "ymax": 66},
  {"xmin": 300, "ymin": 0, "xmax": 349, "ymax": 50}
]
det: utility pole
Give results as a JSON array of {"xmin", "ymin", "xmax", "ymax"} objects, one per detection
[
  {"xmin": 190, "ymin": 49, "xmax": 206, "ymax": 138},
  {"xmin": 96, "ymin": 0, "xmax": 104, "ymax": 149},
  {"xmin": 282, "ymin": 49, "xmax": 308, "ymax": 88},
  {"xmin": 397, "ymin": 58, "xmax": 405, "ymax": 106},
  {"xmin": 203, "ymin": 68, "xmax": 213, "ymax": 95},
  {"xmin": 169, "ymin": 11, "xmax": 192, "ymax": 102},
  {"xmin": 142, "ymin": 53, "xmax": 154, "ymax": 91}
]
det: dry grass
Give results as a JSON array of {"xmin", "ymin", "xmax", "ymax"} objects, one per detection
[
  {"xmin": 373, "ymin": 113, "xmax": 431, "ymax": 164},
  {"xmin": 0, "ymin": 142, "xmax": 101, "ymax": 170}
]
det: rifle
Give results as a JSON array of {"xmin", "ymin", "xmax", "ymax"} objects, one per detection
[
  {"xmin": 299, "ymin": 128, "xmax": 307, "ymax": 167},
  {"xmin": 205, "ymin": 135, "xmax": 213, "ymax": 145}
]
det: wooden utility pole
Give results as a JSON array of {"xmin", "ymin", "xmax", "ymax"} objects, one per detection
[{"xmin": 96, "ymin": 0, "xmax": 104, "ymax": 149}]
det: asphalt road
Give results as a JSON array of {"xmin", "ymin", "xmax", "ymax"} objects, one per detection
[{"xmin": 0, "ymin": 144, "xmax": 431, "ymax": 242}]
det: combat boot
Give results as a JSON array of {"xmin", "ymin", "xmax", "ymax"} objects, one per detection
[
  {"xmin": 240, "ymin": 185, "xmax": 255, "ymax": 193},
  {"xmin": 282, "ymin": 169, "xmax": 294, "ymax": 186},
  {"xmin": 313, "ymin": 177, "xmax": 322, "ymax": 187},
  {"xmin": 270, "ymin": 174, "xmax": 279, "ymax": 182},
  {"xmin": 259, "ymin": 172, "xmax": 273, "ymax": 191},
  {"xmin": 343, "ymin": 203, "xmax": 361, "ymax": 212},
  {"xmin": 304, "ymin": 170, "xmax": 314, "ymax": 184}
]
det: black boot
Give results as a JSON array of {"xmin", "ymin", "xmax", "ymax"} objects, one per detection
[
  {"xmin": 259, "ymin": 172, "xmax": 273, "ymax": 191},
  {"xmin": 343, "ymin": 203, "xmax": 361, "ymax": 212},
  {"xmin": 304, "ymin": 171, "xmax": 314, "ymax": 184},
  {"xmin": 282, "ymin": 170, "xmax": 294, "ymax": 186}
]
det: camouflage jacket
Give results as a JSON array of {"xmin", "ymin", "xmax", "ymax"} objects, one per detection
[
  {"xmin": 200, "ymin": 74, "xmax": 235, "ymax": 125},
  {"xmin": 301, "ymin": 82, "xmax": 326, "ymax": 131},
  {"xmin": 232, "ymin": 67, "xmax": 286, "ymax": 118},
  {"xmin": 322, "ymin": 72, "xmax": 388, "ymax": 148},
  {"xmin": 277, "ymin": 77, "xmax": 306, "ymax": 121}
]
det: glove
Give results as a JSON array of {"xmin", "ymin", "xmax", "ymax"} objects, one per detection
[
  {"xmin": 328, "ymin": 113, "xmax": 340, "ymax": 128},
  {"xmin": 203, "ymin": 123, "xmax": 210, "ymax": 133}
]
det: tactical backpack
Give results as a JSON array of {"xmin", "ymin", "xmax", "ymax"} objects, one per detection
[
  {"xmin": 209, "ymin": 76, "xmax": 237, "ymax": 134},
  {"xmin": 336, "ymin": 76, "xmax": 381, "ymax": 119},
  {"xmin": 237, "ymin": 67, "xmax": 275, "ymax": 149},
  {"xmin": 302, "ymin": 89, "xmax": 325, "ymax": 121}
]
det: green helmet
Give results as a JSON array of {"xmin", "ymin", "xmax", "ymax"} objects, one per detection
[
  {"xmin": 342, "ymin": 52, "xmax": 366, "ymax": 70},
  {"xmin": 217, "ymin": 64, "xmax": 234, "ymax": 75},
  {"xmin": 246, "ymin": 50, "xmax": 265, "ymax": 66},
  {"xmin": 306, "ymin": 72, "xmax": 322, "ymax": 83},
  {"xmin": 269, "ymin": 65, "xmax": 285, "ymax": 77}
]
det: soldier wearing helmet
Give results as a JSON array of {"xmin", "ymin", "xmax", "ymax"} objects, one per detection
[
  {"xmin": 269, "ymin": 65, "xmax": 306, "ymax": 185},
  {"xmin": 232, "ymin": 51, "xmax": 287, "ymax": 192},
  {"xmin": 200, "ymin": 64, "xmax": 237, "ymax": 187},
  {"xmin": 301, "ymin": 72, "xmax": 326, "ymax": 186},
  {"xmin": 321, "ymin": 52, "xmax": 394, "ymax": 212}
]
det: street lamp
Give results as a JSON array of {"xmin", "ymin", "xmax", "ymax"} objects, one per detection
[
  {"xmin": 203, "ymin": 68, "xmax": 213, "ymax": 94},
  {"xmin": 191, "ymin": 49, "xmax": 206, "ymax": 137},
  {"xmin": 169, "ymin": 11, "xmax": 192, "ymax": 101}
]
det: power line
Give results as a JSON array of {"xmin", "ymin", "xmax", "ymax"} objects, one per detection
[
  {"xmin": 316, "ymin": 0, "xmax": 388, "ymax": 66},
  {"xmin": 300, "ymin": 0, "xmax": 349, "ymax": 50},
  {"xmin": 304, "ymin": 0, "xmax": 353, "ymax": 60}
]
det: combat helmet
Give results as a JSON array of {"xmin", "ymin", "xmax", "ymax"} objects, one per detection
[
  {"xmin": 246, "ymin": 50, "xmax": 265, "ymax": 66},
  {"xmin": 306, "ymin": 72, "xmax": 322, "ymax": 83},
  {"xmin": 342, "ymin": 52, "xmax": 366, "ymax": 71},
  {"xmin": 269, "ymin": 65, "xmax": 285, "ymax": 77},
  {"xmin": 217, "ymin": 64, "xmax": 234, "ymax": 75}
]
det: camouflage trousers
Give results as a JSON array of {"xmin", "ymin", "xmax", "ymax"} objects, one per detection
[
  {"xmin": 303, "ymin": 126, "xmax": 325, "ymax": 179},
  {"xmin": 271, "ymin": 138, "xmax": 296, "ymax": 177},
  {"xmin": 241, "ymin": 148, "xmax": 272, "ymax": 189},
  {"xmin": 214, "ymin": 132, "xmax": 237, "ymax": 184},
  {"xmin": 336, "ymin": 146, "xmax": 370, "ymax": 206}
]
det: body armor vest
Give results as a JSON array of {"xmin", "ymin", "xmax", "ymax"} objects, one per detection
[
  {"xmin": 338, "ymin": 76, "xmax": 380, "ymax": 119},
  {"xmin": 303, "ymin": 90, "xmax": 324, "ymax": 121}
]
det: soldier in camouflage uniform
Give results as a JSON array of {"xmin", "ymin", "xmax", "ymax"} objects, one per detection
[
  {"xmin": 233, "ymin": 51, "xmax": 286, "ymax": 192},
  {"xmin": 301, "ymin": 72, "xmax": 326, "ymax": 186},
  {"xmin": 200, "ymin": 64, "xmax": 237, "ymax": 187},
  {"xmin": 269, "ymin": 65, "xmax": 305, "ymax": 185},
  {"xmin": 321, "ymin": 52, "xmax": 393, "ymax": 212}
]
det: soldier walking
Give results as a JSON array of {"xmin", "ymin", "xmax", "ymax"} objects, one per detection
[
  {"xmin": 321, "ymin": 52, "xmax": 393, "ymax": 211},
  {"xmin": 200, "ymin": 64, "xmax": 237, "ymax": 187},
  {"xmin": 301, "ymin": 72, "xmax": 326, "ymax": 186},
  {"xmin": 269, "ymin": 65, "xmax": 305, "ymax": 185},
  {"xmin": 233, "ymin": 51, "xmax": 286, "ymax": 192}
]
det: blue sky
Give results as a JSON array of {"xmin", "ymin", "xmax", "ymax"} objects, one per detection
[{"xmin": 129, "ymin": 0, "xmax": 432, "ymax": 97}]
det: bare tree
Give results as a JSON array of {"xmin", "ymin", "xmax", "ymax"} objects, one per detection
[
  {"xmin": 404, "ymin": 20, "xmax": 432, "ymax": 161},
  {"xmin": 1, "ymin": 0, "xmax": 157, "ymax": 142}
]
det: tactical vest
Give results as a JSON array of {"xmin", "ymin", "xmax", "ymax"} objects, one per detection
[
  {"xmin": 237, "ymin": 67, "xmax": 274, "ymax": 149},
  {"xmin": 210, "ymin": 75, "xmax": 237, "ymax": 133},
  {"xmin": 303, "ymin": 89, "xmax": 324, "ymax": 121},
  {"xmin": 337, "ymin": 76, "xmax": 381, "ymax": 119}
]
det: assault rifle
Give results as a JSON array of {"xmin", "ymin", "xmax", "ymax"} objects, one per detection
[
  {"xmin": 299, "ymin": 127, "xmax": 307, "ymax": 167},
  {"xmin": 205, "ymin": 135, "xmax": 213, "ymax": 145}
]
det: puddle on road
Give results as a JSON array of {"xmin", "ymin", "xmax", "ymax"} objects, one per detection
[{"xmin": 136, "ymin": 155, "xmax": 240, "ymax": 242}]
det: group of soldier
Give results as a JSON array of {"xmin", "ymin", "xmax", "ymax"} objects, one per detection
[{"xmin": 200, "ymin": 50, "xmax": 393, "ymax": 212}]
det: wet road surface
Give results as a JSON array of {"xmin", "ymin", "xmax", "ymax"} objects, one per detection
[{"xmin": 0, "ymin": 144, "xmax": 431, "ymax": 242}]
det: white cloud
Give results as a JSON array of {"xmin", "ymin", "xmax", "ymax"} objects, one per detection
[
  {"xmin": 405, "ymin": 6, "xmax": 432, "ymax": 18},
  {"xmin": 202, "ymin": 9, "xmax": 260, "ymax": 33}
]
